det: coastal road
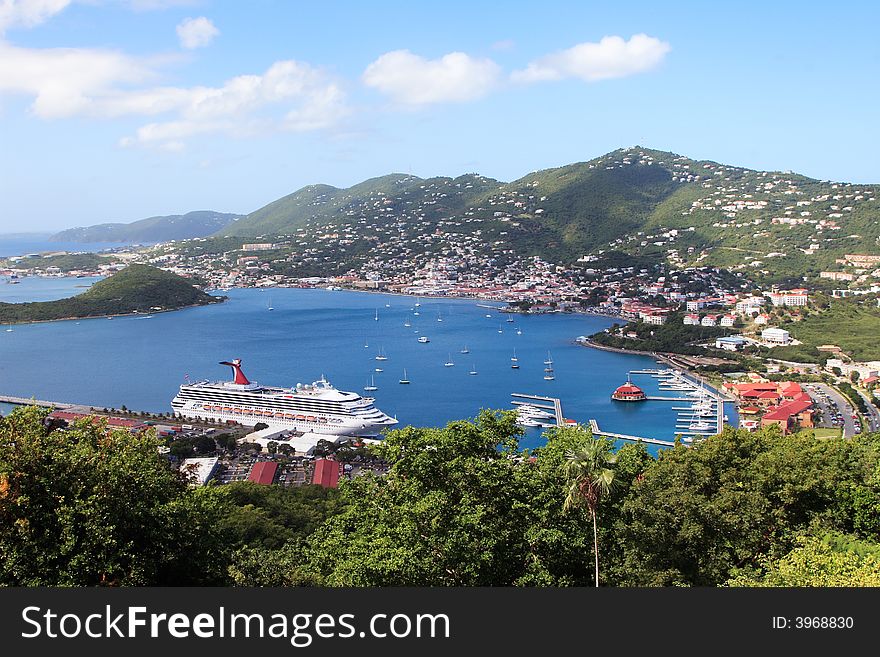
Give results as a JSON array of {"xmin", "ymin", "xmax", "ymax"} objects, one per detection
[
  {"xmin": 808, "ymin": 383, "xmax": 857, "ymax": 438},
  {"xmin": 855, "ymin": 388, "xmax": 880, "ymax": 433}
]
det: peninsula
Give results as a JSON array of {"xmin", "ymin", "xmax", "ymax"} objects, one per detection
[{"xmin": 0, "ymin": 264, "xmax": 222, "ymax": 324}]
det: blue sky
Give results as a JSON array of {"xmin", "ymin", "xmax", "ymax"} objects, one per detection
[{"xmin": 2, "ymin": 0, "xmax": 880, "ymax": 232}]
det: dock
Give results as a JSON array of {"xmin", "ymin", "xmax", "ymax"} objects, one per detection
[
  {"xmin": 511, "ymin": 393, "xmax": 564, "ymax": 426},
  {"xmin": 588, "ymin": 420, "xmax": 677, "ymax": 447},
  {"xmin": 0, "ymin": 395, "xmax": 73, "ymax": 409}
]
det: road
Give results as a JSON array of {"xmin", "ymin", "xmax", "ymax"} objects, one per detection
[
  {"xmin": 855, "ymin": 388, "xmax": 880, "ymax": 433},
  {"xmin": 806, "ymin": 383, "xmax": 858, "ymax": 438}
]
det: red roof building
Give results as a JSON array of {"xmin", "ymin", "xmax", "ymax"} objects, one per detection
[
  {"xmin": 248, "ymin": 461, "xmax": 278, "ymax": 485},
  {"xmin": 312, "ymin": 458, "xmax": 341, "ymax": 488},
  {"xmin": 48, "ymin": 410, "xmax": 148, "ymax": 432},
  {"xmin": 611, "ymin": 379, "xmax": 646, "ymax": 402},
  {"xmin": 760, "ymin": 398, "xmax": 814, "ymax": 434}
]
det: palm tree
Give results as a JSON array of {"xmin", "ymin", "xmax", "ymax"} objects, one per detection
[{"xmin": 562, "ymin": 438, "xmax": 617, "ymax": 587}]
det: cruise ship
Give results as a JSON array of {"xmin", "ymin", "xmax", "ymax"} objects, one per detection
[{"xmin": 171, "ymin": 359, "xmax": 398, "ymax": 436}]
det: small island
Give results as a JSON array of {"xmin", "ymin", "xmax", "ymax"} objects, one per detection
[{"xmin": 0, "ymin": 264, "xmax": 224, "ymax": 324}]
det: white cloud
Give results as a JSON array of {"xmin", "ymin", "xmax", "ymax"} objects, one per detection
[
  {"xmin": 0, "ymin": 0, "xmax": 70, "ymax": 34},
  {"xmin": 0, "ymin": 38, "xmax": 347, "ymax": 148},
  {"xmin": 176, "ymin": 16, "xmax": 218, "ymax": 50},
  {"xmin": 362, "ymin": 49, "xmax": 501, "ymax": 106},
  {"xmin": 0, "ymin": 41, "xmax": 153, "ymax": 118},
  {"xmin": 118, "ymin": 60, "xmax": 348, "ymax": 148},
  {"xmin": 511, "ymin": 34, "xmax": 670, "ymax": 83}
]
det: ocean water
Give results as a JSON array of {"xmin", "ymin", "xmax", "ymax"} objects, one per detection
[
  {"xmin": 0, "ymin": 235, "xmax": 136, "ymax": 259},
  {"xmin": 0, "ymin": 282, "xmax": 737, "ymax": 452},
  {"xmin": 0, "ymin": 275, "xmax": 103, "ymax": 303}
]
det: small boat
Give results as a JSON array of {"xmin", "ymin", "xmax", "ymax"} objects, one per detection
[
  {"xmin": 267, "ymin": 296, "xmax": 273, "ymax": 311},
  {"xmin": 437, "ymin": 313, "xmax": 443, "ymax": 322},
  {"xmin": 375, "ymin": 347, "xmax": 388, "ymax": 361},
  {"xmin": 5, "ymin": 328, "xmax": 12, "ymax": 332},
  {"xmin": 418, "ymin": 336, "xmax": 430, "ymax": 343},
  {"xmin": 399, "ymin": 369, "xmax": 411, "ymax": 384},
  {"xmin": 469, "ymin": 364, "xmax": 478, "ymax": 375},
  {"xmin": 511, "ymin": 349, "xmax": 519, "ymax": 369},
  {"xmin": 444, "ymin": 354, "xmax": 455, "ymax": 367},
  {"xmin": 506, "ymin": 316, "xmax": 514, "ymax": 323},
  {"xmin": 364, "ymin": 338, "xmax": 369, "ymax": 348},
  {"xmin": 413, "ymin": 311, "xmax": 420, "ymax": 316},
  {"xmin": 385, "ymin": 303, "xmax": 391, "ymax": 308},
  {"xmin": 374, "ymin": 367, "xmax": 383, "ymax": 372},
  {"xmin": 374, "ymin": 309, "xmax": 379, "ymax": 321},
  {"xmin": 404, "ymin": 320, "xmax": 411, "ymax": 327},
  {"xmin": 485, "ymin": 314, "xmax": 492, "ymax": 318},
  {"xmin": 460, "ymin": 345, "xmax": 470, "ymax": 354},
  {"xmin": 516, "ymin": 328, "xmax": 522, "ymax": 335},
  {"xmin": 364, "ymin": 375, "xmax": 378, "ymax": 392},
  {"xmin": 498, "ymin": 325, "xmax": 503, "ymax": 333}
]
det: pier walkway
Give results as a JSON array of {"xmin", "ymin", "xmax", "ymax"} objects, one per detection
[
  {"xmin": 0, "ymin": 395, "xmax": 73, "ymax": 409},
  {"xmin": 588, "ymin": 420, "xmax": 677, "ymax": 447},
  {"xmin": 511, "ymin": 393, "xmax": 564, "ymax": 426}
]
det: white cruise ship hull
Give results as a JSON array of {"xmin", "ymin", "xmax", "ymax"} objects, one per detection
[{"xmin": 170, "ymin": 360, "xmax": 398, "ymax": 437}]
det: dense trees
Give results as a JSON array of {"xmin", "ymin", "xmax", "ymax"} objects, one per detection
[
  {"xmin": 0, "ymin": 406, "xmax": 230, "ymax": 585},
  {"xmin": 3, "ymin": 406, "xmax": 879, "ymax": 587}
]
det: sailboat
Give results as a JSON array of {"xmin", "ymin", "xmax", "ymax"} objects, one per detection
[
  {"xmin": 364, "ymin": 375, "xmax": 378, "ymax": 392},
  {"xmin": 444, "ymin": 354, "xmax": 455, "ymax": 367},
  {"xmin": 543, "ymin": 351, "xmax": 555, "ymax": 380},
  {"xmin": 364, "ymin": 338, "xmax": 369, "ymax": 348},
  {"xmin": 399, "ymin": 369, "xmax": 411, "ymax": 384},
  {"xmin": 267, "ymin": 295, "xmax": 274, "ymax": 311},
  {"xmin": 497, "ymin": 324, "xmax": 503, "ymax": 334},
  {"xmin": 516, "ymin": 328, "xmax": 522, "ymax": 335},
  {"xmin": 404, "ymin": 320, "xmax": 411, "ymax": 327},
  {"xmin": 506, "ymin": 316, "xmax": 514, "ymax": 323},
  {"xmin": 375, "ymin": 347, "xmax": 388, "ymax": 361},
  {"xmin": 374, "ymin": 309, "xmax": 379, "ymax": 321},
  {"xmin": 511, "ymin": 349, "xmax": 520, "ymax": 369},
  {"xmin": 460, "ymin": 345, "xmax": 470, "ymax": 354},
  {"xmin": 437, "ymin": 312, "xmax": 443, "ymax": 322},
  {"xmin": 469, "ymin": 364, "xmax": 478, "ymax": 375}
]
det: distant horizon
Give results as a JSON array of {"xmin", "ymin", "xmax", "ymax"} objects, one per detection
[{"xmin": 3, "ymin": 1, "xmax": 880, "ymax": 231}]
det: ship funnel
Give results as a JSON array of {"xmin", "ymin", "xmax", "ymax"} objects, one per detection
[{"xmin": 219, "ymin": 359, "xmax": 250, "ymax": 385}]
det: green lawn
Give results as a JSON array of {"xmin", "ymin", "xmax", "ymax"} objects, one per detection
[
  {"xmin": 805, "ymin": 427, "xmax": 844, "ymax": 440},
  {"xmin": 788, "ymin": 298, "xmax": 880, "ymax": 361}
]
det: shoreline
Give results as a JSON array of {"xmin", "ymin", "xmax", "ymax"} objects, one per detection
[{"xmin": 0, "ymin": 297, "xmax": 225, "ymax": 328}]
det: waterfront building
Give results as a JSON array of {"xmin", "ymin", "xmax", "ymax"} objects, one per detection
[{"xmin": 611, "ymin": 378, "xmax": 646, "ymax": 401}]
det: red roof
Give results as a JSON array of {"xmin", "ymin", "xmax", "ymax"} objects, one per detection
[
  {"xmin": 763, "ymin": 398, "xmax": 813, "ymax": 422},
  {"xmin": 248, "ymin": 461, "xmax": 278, "ymax": 485},
  {"xmin": 312, "ymin": 458, "xmax": 340, "ymax": 488}
]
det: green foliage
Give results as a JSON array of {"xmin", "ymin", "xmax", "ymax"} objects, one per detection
[
  {"xmin": 727, "ymin": 532, "xmax": 880, "ymax": 586},
  {"xmin": 0, "ymin": 406, "xmax": 231, "ymax": 585},
  {"xmin": 608, "ymin": 426, "xmax": 880, "ymax": 586},
  {"xmin": 590, "ymin": 313, "xmax": 732, "ymax": 355},
  {"xmin": 50, "ymin": 211, "xmax": 240, "ymax": 243},
  {"xmin": 220, "ymin": 481, "xmax": 344, "ymax": 550},
  {"xmin": 787, "ymin": 297, "xmax": 880, "ymax": 361},
  {"xmin": 0, "ymin": 264, "xmax": 221, "ymax": 323}
]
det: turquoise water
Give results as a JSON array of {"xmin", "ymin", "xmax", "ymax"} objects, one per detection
[{"xmin": 0, "ymin": 281, "xmax": 736, "ymax": 452}]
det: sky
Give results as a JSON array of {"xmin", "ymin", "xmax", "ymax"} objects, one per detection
[{"xmin": 2, "ymin": 0, "xmax": 880, "ymax": 232}]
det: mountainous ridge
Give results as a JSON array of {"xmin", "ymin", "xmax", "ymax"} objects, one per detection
[
  {"xmin": 212, "ymin": 146, "xmax": 879, "ymax": 283},
  {"xmin": 51, "ymin": 210, "xmax": 242, "ymax": 244}
]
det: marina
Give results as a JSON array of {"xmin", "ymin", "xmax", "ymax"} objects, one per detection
[{"xmin": 0, "ymin": 283, "xmax": 736, "ymax": 451}]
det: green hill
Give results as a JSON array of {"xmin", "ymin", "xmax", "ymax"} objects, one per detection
[
  {"xmin": 220, "ymin": 173, "xmax": 500, "ymax": 237},
  {"xmin": 0, "ymin": 265, "xmax": 222, "ymax": 324},
  {"xmin": 51, "ymin": 210, "xmax": 242, "ymax": 243},
  {"xmin": 194, "ymin": 146, "xmax": 880, "ymax": 283}
]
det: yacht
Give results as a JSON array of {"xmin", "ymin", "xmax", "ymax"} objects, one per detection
[
  {"xmin": 399, "ymin": 369, "xmax": 411, "ymax": 384},
  {"xmin": 375, "ymin": 347, "xmax": 388, "ymax": 361},
  {"xmin": 469, "ymin": 365, "xmax": 478, "ymax": 375},
  {"xmin": 460, "ymin": 345, "xmax": 470, "ymax": 354},
  {"xmin": 511, "ymin": 349, "xmax": 519, "ymax": 369},
  {"xmin": 364, "ymin": 375, "xmax": 378, "ymax": 392},
  {"xmin": 444, "ymin": 354, "xmax": 455, "ymax": 367},
  {"xmin": 418, "ymin": 336, "xmax": 430, "ymax": 343},
  {"xmin": 171, "ymin": 359, "xmax": 397, "ymax": 436}
]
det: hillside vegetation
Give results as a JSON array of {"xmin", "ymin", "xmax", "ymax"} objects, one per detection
[
  {"xmin": 0, "ymin": 264, "xmax": 221, "ymax": 324},
  {"xmin": 51, "ymin": 210, "xmax": 241, "ymax": 243},
  {"xmin": 210, "ymin": 147, "xmax": 880, "ymax": 283}
]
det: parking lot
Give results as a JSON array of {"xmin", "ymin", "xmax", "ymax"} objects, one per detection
[{"xmin": 805, "ymin": 383, "xmax": 859, "ymax": 438}]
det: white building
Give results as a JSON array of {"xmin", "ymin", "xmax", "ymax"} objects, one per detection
[
  {"xmin": 720, "ymin": 314, "xmax": 736, "ymax": 327},
  {"xmin": 179, "ymin": 457, "xmax": 219, "ymax": 486},
  {"xmin": 761, "ymin": 327, "xmax": 791, "ymax": 345},
  {"xmin": 768, "ymin": 289, "xmax": 809, "ymax": 307},
  {"xmin": 715, "ymin": 336, "xmax": 748, "ymax": 351},
  {"xmin": 701, "ymin": 314, "xmax": 718, "ymax": 327}
]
